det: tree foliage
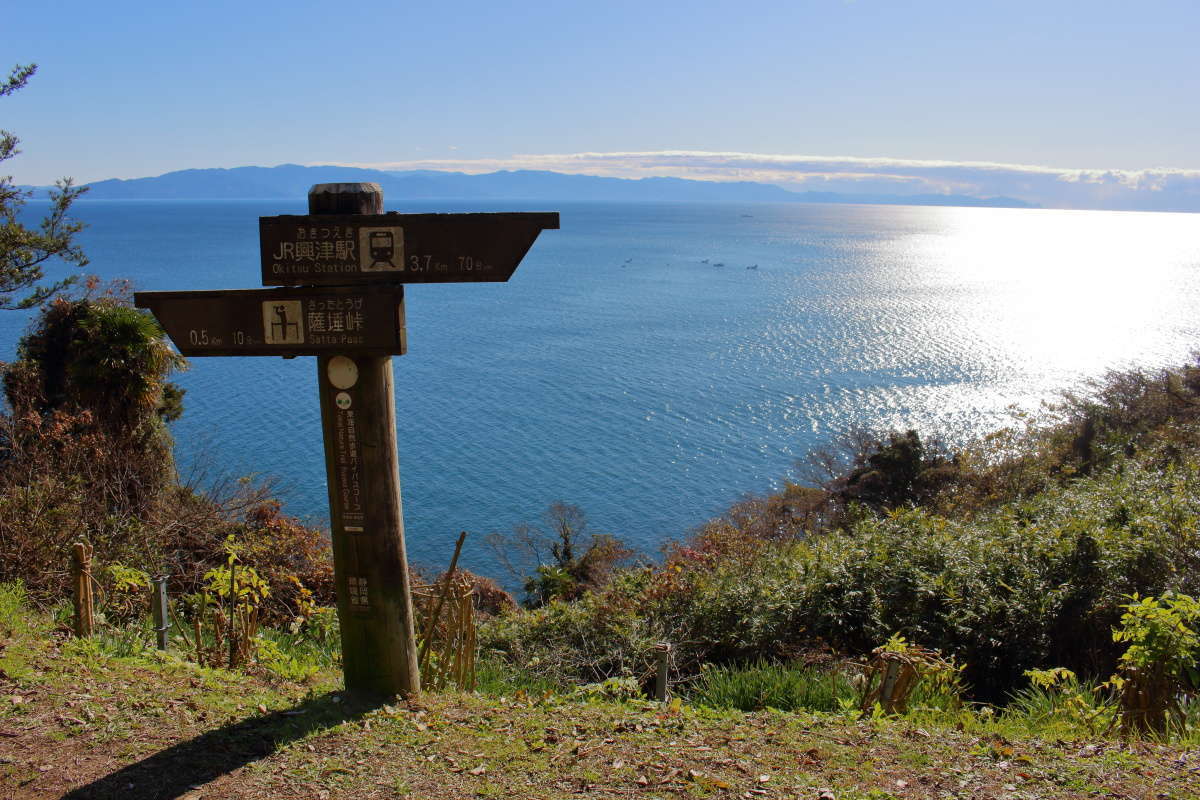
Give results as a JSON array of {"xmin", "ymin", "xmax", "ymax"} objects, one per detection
[
  {"xmin": 0, "ymin": 63, "xmax": 88, "ymax": 309},
  {"xmin": 0, "ymin": 286, "xmax": 186, "ymax": 593},
  {"xmin": 487, "ymin": 501, "xmax": 633, "ymax": 608},
  {"xmin": 0, "ymin": 290, "xmax": 334, "ymax": 617},
  {"xmin": 3, "ymin": 282, "xmax": 186, "ymax": 432}
]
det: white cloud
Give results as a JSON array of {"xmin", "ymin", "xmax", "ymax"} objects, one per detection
[{"xmin": 317, "ymin": 151, "xmax": 1200, "ymax": 211}]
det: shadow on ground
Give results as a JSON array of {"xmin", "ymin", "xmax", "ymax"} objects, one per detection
[{"xmin": 62, "ymin": 691, "xmax": 379, "ymax": 799}]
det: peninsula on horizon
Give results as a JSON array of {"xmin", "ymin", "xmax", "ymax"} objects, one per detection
[{"xmin": 63, "ymin": 164, "xmax": 1039, "ymax": 210}]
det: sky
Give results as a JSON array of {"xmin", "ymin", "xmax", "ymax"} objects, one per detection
[{"xmin": 5, "ymin": 0, "xmax": 1200, "ymax": 210}]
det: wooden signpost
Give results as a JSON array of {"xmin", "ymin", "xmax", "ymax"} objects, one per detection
[
  {"xmin": 133, "ymin": 286, "xmax": 407, "ymax": 357},
  {"xmin": 135, "ymin": 183, "xmax": 558, "ymax": 697},
  {"xmin": 260, "ymin": 211, "xmax": 558, "ymax": 285}
]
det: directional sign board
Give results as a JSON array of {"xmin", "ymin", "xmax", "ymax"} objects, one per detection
[
  {"xmin": 260, "ymin": 211, "xmax": 559, "ymax": 286},
  {"xmin": 134, "ymin": 286, "xmax": 406, "ymax": 357}
]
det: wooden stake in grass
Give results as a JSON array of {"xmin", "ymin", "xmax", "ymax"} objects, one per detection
[
  {"xmin": 419, "ymin": 531, "xmax": 467, "ymax": 671},
  {"xmin": 858, "ymin": 638, "xmax": 958, "ymax": 716},
  {"xmin": 413, "ymin": 564, "xmax": 478, "ymax": 691},
  {"xmin": 654, "ymin": 642, "xmax": 672, "ymax": 701},
  {"xmin": 228, "ymin": 559, "xmax": 238, "ymax": 669},
  {"xmin": 150, "ymin": 575, "xmax": 170, "ymax": 650},
  {"xmin": 71, "ymin": 542, "xmax": 94, "ymax": 638}
]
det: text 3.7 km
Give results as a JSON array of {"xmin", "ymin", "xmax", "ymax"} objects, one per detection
[{"xmin": 406, "ymin": 255, "xmax": 493, "ymax": 273}]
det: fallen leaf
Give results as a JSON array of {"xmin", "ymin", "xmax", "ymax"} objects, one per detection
[
  {"xmin": 758, "ymin": 774, "xmax": 771, "ymax": 783},
  {"xmin": 257, "ymin": 704, "xmax": 268, "ymax": 714},
  {"xmin": 612, "ymin": 759, "xmax": 624, "ymax": 769},
  {"xmin": 469, "ymin": 765, "xmax": 486, "ymax": 776}
]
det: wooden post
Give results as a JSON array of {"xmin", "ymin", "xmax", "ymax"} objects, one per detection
[
  {"xmin": 654, "ymin": 641, "xmax": 672, "ymax": 701},
  {"xmin": 150, "ymin": 575, "xmax": 169, "ymax": 650},
  {"xmin": 228, "ymin": 560, "xmax": 238, "ymax": 668},
  {"xmin": 71, "ymin": 542, "xmax": 94, "ymax": 638},
  {"xmin": 313, "ymin": 183, "xmax": 421, "ymax": 697}
]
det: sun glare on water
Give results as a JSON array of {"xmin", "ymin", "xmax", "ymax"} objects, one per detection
[{"xmin": 901, "ymin": 206, "xmax": 1199, "ymax": 381}]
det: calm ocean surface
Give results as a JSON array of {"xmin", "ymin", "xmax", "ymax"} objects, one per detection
[{"xmin": 8, "ymin": 200, "xmax": 1200, "ymax": 579}]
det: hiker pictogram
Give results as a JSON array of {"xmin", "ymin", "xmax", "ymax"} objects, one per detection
[{"xmin": 262, "ymin": 300, "xmax": 304, "ymax": 344}]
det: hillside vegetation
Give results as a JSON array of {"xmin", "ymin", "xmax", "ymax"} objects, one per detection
[
  {"xmin": 481, "ymin": 357, "xmax": 1200, "ymax": 707},
  {"xmin": 2, "ymin": 586, "xmax": 1197, "ymax": 799}
]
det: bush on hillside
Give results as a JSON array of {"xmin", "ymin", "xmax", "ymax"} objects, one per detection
[
  {"xmin": 486, "ymin": 502, "xmax": 634, "ymax": 607},
  {"xmin": 482, "ymin": 435, "xmax": 1200, "ymax": 702},
  {"xmin": 0, "ymin": 286, "xmax": 182, "ymax": 599},
  {"xmin": 0, "ymin": 287, "xmax": 333, "ymax": 619}
]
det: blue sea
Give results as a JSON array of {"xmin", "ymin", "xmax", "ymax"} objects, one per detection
[{"xmin": 8, "ymin": 200, "xmax": 1200, "ymax": 580}]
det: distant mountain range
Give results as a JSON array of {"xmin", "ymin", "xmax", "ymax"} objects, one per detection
[{"xmin": 70, "ymin": 164, "xmax": 1038, "ymax": 209}]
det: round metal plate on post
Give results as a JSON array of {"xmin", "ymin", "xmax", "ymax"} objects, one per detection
[{"xmin": 328, "ymin": 355, "xmax": 359, "ymax": 389}]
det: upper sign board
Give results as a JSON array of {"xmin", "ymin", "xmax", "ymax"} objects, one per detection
[
  {"xmin": 259, "ymin": 211, "xmax": 559, "ymax": 286},
  {"xmin": 135, "ymin": 286, "xmax": 406, "ymax": 357}
]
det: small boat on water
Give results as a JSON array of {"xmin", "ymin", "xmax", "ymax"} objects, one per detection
[{"xmin": 746, "ymin": 264, "xmax": 758, "ymax": 270}]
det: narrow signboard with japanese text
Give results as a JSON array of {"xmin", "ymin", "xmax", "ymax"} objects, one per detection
[
  {"xmin": 134, "ymin": 286, "xmax": 406, "ymax": 357},
  {"xmin": 259, "ymin": 211, "xmax": 559, "ymax": 286}
]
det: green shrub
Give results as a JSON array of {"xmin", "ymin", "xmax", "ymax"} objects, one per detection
[
  {"xmin": 1006, "ymin": 668, "xmax": 1115, "ymax": 734},
  {"xmin": 479, "ymin": 570, "xmax": 663, "ymax": 684},
  {"xmin": 0, "ymin": 580, "xmax": 31, "ymax": 639},
  {"xmin": 1109, "ymin": 591, "xmax": 1200, "ymax": 735}
]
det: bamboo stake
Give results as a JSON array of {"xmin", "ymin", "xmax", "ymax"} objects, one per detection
[
  {"xmin": 228, "ymin": 560, "xmax": 238, "ymax": 669},
  {"xmin": 418, "ymin": 531, "xmax": 467, "ymax": 670}
]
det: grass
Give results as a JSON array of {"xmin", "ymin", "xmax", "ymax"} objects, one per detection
[
  {"xmin": 687, "ymin": 659, "xmax": 857, "ymax": 713},
  {"xmin": 2, "ymin": 591, "xmax": 1199, "ymax": 799},
  {"xmin": 475, "ymin": 655, "xmax": 568, "ymax": 697}
]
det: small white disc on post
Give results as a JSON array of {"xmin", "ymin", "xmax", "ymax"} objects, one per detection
[{"xmin": 328, "ymin": 356, "xmax": 358, "ymax": 389}]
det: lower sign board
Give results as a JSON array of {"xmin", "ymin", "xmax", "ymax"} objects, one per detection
[
  {"xmin": 134, "ymin": 287, "xmax": 406, "ymax": 357},
  {"xmin": 259, "ymin": 211, "xmax": 559, "ymax": 286}
]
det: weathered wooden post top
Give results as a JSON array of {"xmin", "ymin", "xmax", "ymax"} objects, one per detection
[{"xmin": 136, "ymin": 183, "xmax": 558, "ymax": 697}]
